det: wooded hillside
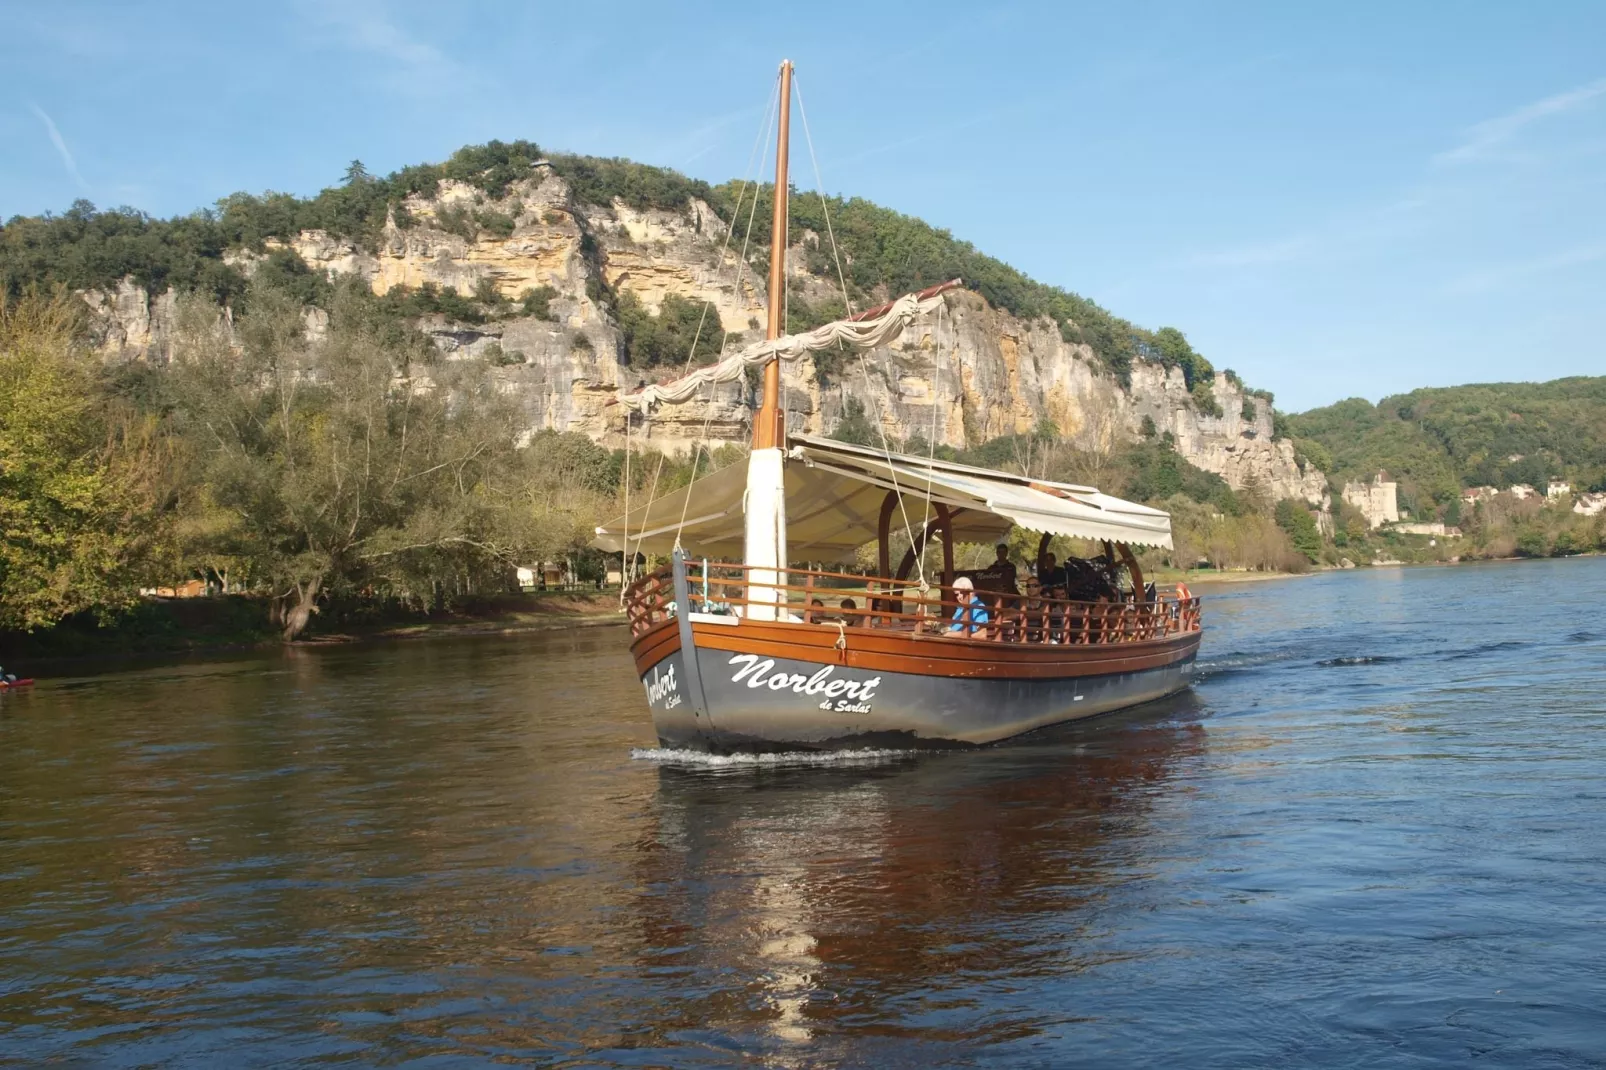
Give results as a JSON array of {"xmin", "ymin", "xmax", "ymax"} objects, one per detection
[{"xmin": 1284, "ymin": 378, "xmax": 1606, "ymax": 519}]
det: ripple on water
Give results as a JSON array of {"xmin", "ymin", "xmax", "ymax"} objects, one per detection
[{"xmin": 1441, "ymin": 639, "xmax": 1532, "ymax": 661}]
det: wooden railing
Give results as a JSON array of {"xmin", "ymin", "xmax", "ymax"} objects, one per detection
[{"xmin": 624, "ymin": 561, "xmax": 1201, "ymax": 645}]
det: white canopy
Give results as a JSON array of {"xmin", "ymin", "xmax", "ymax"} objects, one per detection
[{"xmin": 594, "ymin": 434, "xmax": 1173, "ymax": 561}]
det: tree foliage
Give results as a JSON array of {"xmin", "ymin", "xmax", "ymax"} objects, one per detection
[
  {"xmin": 166, "ymin": 276, "xmax": 600, "ymax": 638},
  {"xmin": 615, "ymin": 292, "xmax": 725, "ymax": 367},
  {"xmin": 1274, "ymin": 499, "xmax": 1323, "ymax": 561},
  {"xmin": 829, "ymin": 397, "xmax": 877, "ymax": 446},
  {"xmin": 0, "ymin": 290, "xmax": 168, "ymax": 629}
]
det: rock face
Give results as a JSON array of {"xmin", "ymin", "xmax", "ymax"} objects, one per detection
[{"xmin": 79, "ymin": 174, "xmax": 1329, "ymax": 509}]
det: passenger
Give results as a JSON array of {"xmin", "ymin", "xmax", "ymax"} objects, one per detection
[
  {"xmin": 1039, "ymin": 554, "xmax": 1067, "ymax": 642},
  {"xmin": 987, "ymin": 543, "xmax": 1018, "ymax": 595},
  {"xmin": 976, "ymin": 543, "xmax": 1014, "ymax": 600},
  {"xmin": 1022, "ymin": 578, "xmax": 1045, "ymax": 643},
  {"xmin": 806, "ymin": 597, "xmax": 826, "ymax": 623},
  {"xmin": 839, "ymin": 597, "xmax": 862, "ymax": 626},
  {"xmin": 1039, "ymin": 552, "xmax": 1068, "ymax": 594},
  {"xmin": 947, "ymin": 576, "xmax": 990, "ymax": 636}
]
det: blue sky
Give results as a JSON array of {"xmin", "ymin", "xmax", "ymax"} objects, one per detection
[{"xmin": 4, "ymin": 1, "xmax": 1603, "ymax": 412}]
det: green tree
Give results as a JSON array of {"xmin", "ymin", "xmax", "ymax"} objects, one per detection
[
  {"xmin": 831, "ymin": 397, "xmax": 877, "ymax": 446},
  {"xmin": 1274, "ymin": 499, "xmax": 1323, "ymax": 562},
  {"xmin": 616, "ymin": 292, "xmax": 722, "ymax": 367},
  {"xmin": 1150, "ymin": 327, "xmax": 1214, "ymax": 388},
  {"xmin": 0, "ymin": 290, "xmax": 167, "ymax": 629},
  {"xmin": 169, "ymin": 277, "xmax": 539, "ymax": 638}
]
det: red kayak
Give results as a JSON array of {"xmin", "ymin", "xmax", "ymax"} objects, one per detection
[{"xmin": 0, "ymin": 678, "xmax": 34, "ymax": 689}]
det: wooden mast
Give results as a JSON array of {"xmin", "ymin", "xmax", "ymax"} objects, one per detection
[
  {"xmin": 753, "ymin": 59, "xmax": 792, "ymax": 450},
  {"xmin": 740, "ymin": 60, "xmax": 793, "ymax": 621}
]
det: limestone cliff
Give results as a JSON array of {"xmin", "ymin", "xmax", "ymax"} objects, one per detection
[{"xmin": 80, "ymin": 172, "xmax": 1329, "ymax": 510}]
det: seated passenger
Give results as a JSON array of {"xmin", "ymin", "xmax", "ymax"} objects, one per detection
[
  {"xmin": 806, "ymin": 597, "xmax": 826, "ymax": 623},
  {"xmin": 1022, "ymin": 578, "xmax": 1045, "ymax": 642},
  {"xmin": 839, "ymin": 597, "xmax": 862, "ymax": 626},
  {"xmin": 947, "ymin": 577, "xmax": 990, "ymax": 636}
]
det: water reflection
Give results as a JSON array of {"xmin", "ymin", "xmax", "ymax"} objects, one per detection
[{"xmin": 626, "ymin": 698, "xmax": 1207, "ymax": 1053}]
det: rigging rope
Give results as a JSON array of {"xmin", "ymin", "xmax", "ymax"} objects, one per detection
[
  {"xmin": 912, "ymin": 299, "xmax": 948, "ymax": 580},
  {"xmin": 669, "ymin": 74, "xmax": 779, "ymax": 546},
  {"xmin": 624, "ymin": 69, "xmax": 779, "ymax": 568},
  {"xmin": 796, "ymin": 75, "xmax": 933, "ymax": 585},
  {"xmin": 620, "ymin": 406, "xmax": 632, "ymax": 597}
]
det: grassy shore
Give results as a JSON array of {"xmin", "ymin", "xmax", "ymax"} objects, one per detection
[
  {"xmin": 0, "ymin": 590, "xmax": 627, "ymax": 665},
  {"xmin": 1148, "ymin": 566, "xmax": 1309, "ymax": 585}
]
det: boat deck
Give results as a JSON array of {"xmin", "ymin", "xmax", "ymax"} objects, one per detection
[{"xmin": 624, "ymin": 561, "xmax": 1201, "ymax": 648}]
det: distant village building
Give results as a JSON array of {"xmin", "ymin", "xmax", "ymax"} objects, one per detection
[
  {"xmin": 1575, "ymin": 492, "xmax": 1606, "ymax": 517},
  {"xmin": 1461, "ymin": 486, "xmax": 1499, "ymax": 504},
  {"xmin": 1342, "ymin": 473, "xmax": 1399, "ymax": 529},
  {"xmin": 517, "ymin": 562, "xmax": 574, "ymax": 590},
  {"xmin": 1507, "ymin": 484, "xmax": 1538, "ymax": 500},
  {"xmin": 1389, "ymin": 522, "xmax": 1462, "ymax": 537},
  {"xmin": 1546, "ymin": 481, "xmax": 1572, "ymax": 500},
  {"xmin": 139, "ymin": 579, "xmax": 210, "ymax": 599}
]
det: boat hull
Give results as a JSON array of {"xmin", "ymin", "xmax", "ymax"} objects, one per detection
[{"xmin": 633, "ymin": 617, "xmax": 1200, "ymax": 751}]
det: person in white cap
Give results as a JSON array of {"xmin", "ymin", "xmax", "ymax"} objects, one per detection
[{"xmin": 947, "ymin": 576, "xmax": 991, "ymax": 637}]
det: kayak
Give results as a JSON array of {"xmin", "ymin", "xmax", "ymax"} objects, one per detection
[{"xmin": 0, "ymin": 678, "xmax": 34, "ymax": 689}]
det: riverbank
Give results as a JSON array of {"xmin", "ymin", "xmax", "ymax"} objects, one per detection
[
  {"xmin": 0, "ymin": 591, "xmax": 627, "ymax": 667},
  {"xmin": 9, "ymin": 552, "xmax": 1594, "ymax": 668},
  {"xmin": 1163, "ymin": 568, "xmax": 1308, "ymax": 586}
]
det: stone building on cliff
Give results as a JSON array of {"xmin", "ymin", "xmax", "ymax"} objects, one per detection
[{"xmin": 1342, "ymin": 474, "xmax": 1400, "ymax": 529}]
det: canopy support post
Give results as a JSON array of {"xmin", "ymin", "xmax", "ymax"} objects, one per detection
[
  {"xmin": 1116, "ymin": 542, "xmax": 1146, "ymax": 602},
  {"xmin": 875, "ymin": 490, "xmax": 898, "ymax": 622},
  {"xmin": 877, "ymin": 490, "xmax": 896, "ymax": 581},
  {"xmin": 936, "ymin": 503, "xmax": 954, "ymax": 586}
]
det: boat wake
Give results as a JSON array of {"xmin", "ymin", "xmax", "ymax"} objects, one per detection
[
  {"xmin": 631, "ymin": 746, "xmax": 914, "ymax": 767},
  {"xmin": 1441, "ymin": 639, "xmax": 1530, "ymax": 661},
  {"xmin": 1192, "ymin": 648, "xmax": 1306, "ymax": 681}
]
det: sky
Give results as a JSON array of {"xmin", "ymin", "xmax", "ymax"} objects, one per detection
[{"xmin": 3, "ymin": 1, "xmax": 1603, "ymax": 413}]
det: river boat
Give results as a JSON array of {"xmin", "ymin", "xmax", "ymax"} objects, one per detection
[{"xmin": 595, "ymin": 62, "xmax": 1202, "ymax": 752}]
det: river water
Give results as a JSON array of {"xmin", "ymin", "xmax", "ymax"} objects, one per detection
[{"xmin": 3, "ymin": 559, "xmax": 1605, "ymax": 1067}]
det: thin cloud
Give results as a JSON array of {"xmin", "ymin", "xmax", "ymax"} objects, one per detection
[
  {"xmin": 28, "ymin": 102, "xmax": 89, "ymax": 192},
  {"xmin": 1441, "ymin": 243, "xmax": 1606, "ymax": 295},
  {"xmin": 666, "ymin": 105, "xmax": 764, "ymax": 169},
  {"xmin": 1189, "ymin": 196, "xmax": 1431, "ymax": 270},
  {"xmin": 1437, "ymin": 75, "xmax": 1606, "ymax": 164},
  {"xmin": 300, "ymin": 0, "xmax": 447, "ymax": 71}
]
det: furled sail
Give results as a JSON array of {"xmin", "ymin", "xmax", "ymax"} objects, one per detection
[{"xmin": 615, "ymin": 279, "xmax": 961, "ymax": 414}]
